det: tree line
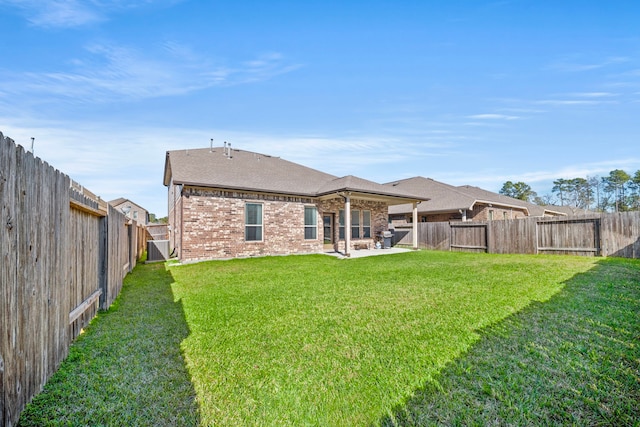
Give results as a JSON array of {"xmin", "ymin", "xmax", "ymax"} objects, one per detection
[{"xmin": 499, "ymin": 169, "xmax": 640, "ymax": 212}]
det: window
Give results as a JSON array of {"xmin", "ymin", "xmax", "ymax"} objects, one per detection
[
  {"xmin": 304, "ymin": 206, "xmax": 317, "ymax": 239},
  {"xmin": 339, "ymin": 210, "xmax": 345, "ymax": 239},
  {"xmin": 245, "ymin": 203, "xmax": 263, "ymax": 241},
  {"xmin": 363, "ymin": 210, "xmax": 371, "ymax": 238},
  {"xmin": 351, "ymin": 210, "xmax": 360, "ymax": 238},
  {"xmin": 133, "ymin": 211, "xmax": 138, "ymax": 220},
  {"xmin": 488, "ymin": 210, "xmax": 494, "ymax": 221}
]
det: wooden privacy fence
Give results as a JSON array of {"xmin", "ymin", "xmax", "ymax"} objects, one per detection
[
  {"xmin": 1, "ymin": 132, "xmax": 146, "ymax": 426},
  {"xmin": 393, "ymin": 211, "xmax": 640, "ymax": 258}
]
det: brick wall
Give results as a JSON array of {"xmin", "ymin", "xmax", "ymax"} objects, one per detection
[
  {"xmin": 469, "ymin": 205, "xmax": 528, "ymax": 221},
  {"xmin": 319, "ymin": 198, "xmax": 388, "ymax": 252},
  {"xmin": 178, "ymin": 187, "xmax": 323, "ymax": 261},
  {"xmin": 171, "ymin": 187, "xmax": 393, "ymax": 261}
]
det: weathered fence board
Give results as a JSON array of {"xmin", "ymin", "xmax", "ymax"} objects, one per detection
[
  {"xmin": 602, "ymin": 211, "xmax": 640, "ymax": 258},
  {"xmin": 68, "ymin": 207, "xmax": 101, "ymax": 339},
  {"xmin": 103, "ymin": 204, "xmax": 131, "ymax": 309},
  {"xmin": 1, "ymin": 137, "xmax": 74, "ymax": 426},
  {"xmin": 147, "ymin": 224, "xmax": 168, "ymax": 240},
  {"xmin": 451, "ymin": 223, "xmax": 487, "ymax": 253},
  {"xmin": 1, "ymin": 132, "xmax": 18, "ymax": 425},
  {"xmin": 1, "ymin": 132, "xmax": 146, "ymax": 427},
  {"xmin": 393, "ymin": 211, "xmax": 640, "ymax": 259},
  {"xmin": 536, "ymin": 218, "xmax": 600, "ymax": 256},
  {"xmin": 489, "ymin": 217, "xmax": 537, "ymax": 254}
]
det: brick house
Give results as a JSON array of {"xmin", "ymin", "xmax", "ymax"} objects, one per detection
[
  {"xmin": 386, "ymin": 176, "xmax": 566, "ymax": 225},
  {"xmin": 163, "ymin": 146, "xmax": 426, "ymax": 262},
  {"xmin": 108, "ymin": 198, "xmax": 149, "ymax": 224}
]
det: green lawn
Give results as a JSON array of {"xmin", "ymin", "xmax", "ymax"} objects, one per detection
[{"xmin": 18, "ymin": 251, "xmax": 639, "ymax": 426}]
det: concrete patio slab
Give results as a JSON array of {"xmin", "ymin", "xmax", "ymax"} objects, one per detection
[{"xmin": 324, "ymin": 247, "xmax": 413, "ymax": 259}]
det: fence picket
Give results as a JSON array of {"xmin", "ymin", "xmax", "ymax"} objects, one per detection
[
  {"xmin": 393, "ymin": 212, "xmax": 640, "ymax": 259},
  {"xmin": 0, "ymin": 133, "xmax": 146, "ymax": 426}
]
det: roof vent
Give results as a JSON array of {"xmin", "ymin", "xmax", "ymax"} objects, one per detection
[{"xmin": 223, "ymin": 141, "xmax": 233, "ymax": 159}]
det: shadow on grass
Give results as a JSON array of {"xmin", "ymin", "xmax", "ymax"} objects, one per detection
[
  {"xmin": 379, "ymin": 258, "xmax": 640, "ymax": 426},
  {"xmin": 18, "ymin": 263, "xmax": 200, "ymax": 426}
]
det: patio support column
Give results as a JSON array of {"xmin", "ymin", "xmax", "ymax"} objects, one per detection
[
  {"xmin": 412, "ymin": 201, "xmax": 418, "ymax": 250},
  {"xmin": 344, "ymin": 194, "xmax": 351, "ymax": 257}
]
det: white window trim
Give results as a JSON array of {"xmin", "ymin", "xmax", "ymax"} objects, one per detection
[
  {"xmin": 363, "ymin": 210, "xmax": 371, "ymax": 238},
  {"xmin": 304, "ymin": 206, "xmax": 318, "ymax": 240},
  {"xmin": 245, "ymin": 202, "xmax": 264, "ymax": 242}
]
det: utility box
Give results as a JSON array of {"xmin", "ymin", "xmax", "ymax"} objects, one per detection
[{"xmin": 147, "ymin": 240, "xmax": 170, "ymax": 262}]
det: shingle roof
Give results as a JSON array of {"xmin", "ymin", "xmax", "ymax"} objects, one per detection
[
  {"xmin": 386, "ymin": 177, "xmax": 567, "ymax": 217},
  {"xmin": 108, "ymin": 197, "xmax": 128, "ymax": 206},
  {"xmin": 456, "ymin": 184, "xmax": 538, "ymax": 215},
  {"xmin": 456, "ymin": 185, "xmax": 567, "ymax": 216},
  {"xmin": 164, "ymin": 147, "xmax": 426, "ymax": 203},
  {"xmin": 386, "ymin": 177, "xmax": 477, "ymax": 214}
]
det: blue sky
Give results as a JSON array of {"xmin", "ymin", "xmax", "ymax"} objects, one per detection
[{"xmin": 1, "ymin": 0, "xmax": 639, "ymax": 217}]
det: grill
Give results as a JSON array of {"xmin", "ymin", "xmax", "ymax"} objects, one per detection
[{"xmin": 382, "ymin": 230, "xmax": 393, "ymax": 249}]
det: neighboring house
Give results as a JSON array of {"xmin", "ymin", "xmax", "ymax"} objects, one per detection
[
  {"xmin": 108, "ymin": 198, "xmax": 149, "ymax": 224},
  {"xmin": 541, "ymin": 204, "xmax": 594, "ymax": 216},
  {"xmin": 163, "ymin": 146, "xmax": 426, "ymax": 262},
  {"xmin": 386, "ymin": 176, "xmax": 567, "ymax": 225}
]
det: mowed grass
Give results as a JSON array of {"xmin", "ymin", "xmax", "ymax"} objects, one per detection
[{"xmin": 18, "ymin": 251, "xmax": 639, "ymax": 426}]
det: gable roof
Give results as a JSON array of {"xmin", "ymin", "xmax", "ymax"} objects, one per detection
[
  {"xmin": 108, "ymin": 197, "xmax": 128, "ymax": 206},
  {"xmin": 386, "ymin": 177, "xmax": 567, "ymax": 217},
  {"xmin": 386, "ymin": 177, "xmax": 481, "ymax": 214},
  {"xmin": 456, "ymin": 185, "xmax": 567, "ymax": 217},
  {"xmin": 164, "ymin": 147, "xmax": 426, "ymax": 204},
  {"xmin": 108, "ymin": 197, "xmax": 148, "ymax": 211}
]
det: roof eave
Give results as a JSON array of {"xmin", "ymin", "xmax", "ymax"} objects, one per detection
[
  {"xmin": 317, "ymin": 189, "xmax": 427, "ymax": 204},
  {"xmin": 176, "ymin": 182, "xmax": 317, "ymax": 198},
  {"xmin": 163, "ymin": 152, "xmax": 172, "ymax": 186},
  {"xmin": 473, "ymin": 199, "xmax": 530, "ymax": 215}
]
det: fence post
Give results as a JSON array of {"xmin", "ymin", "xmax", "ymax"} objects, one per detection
[
  {"xmin": 98, "ymin": 216, "xmax": 108, "ymax": 309},
  {"xmin": 485, "ymin": 222, "xmax": 491, "ymax": 253},
  {"xmin": 595, "ymin": 218, "xmax": 601, "ymax": 257}
]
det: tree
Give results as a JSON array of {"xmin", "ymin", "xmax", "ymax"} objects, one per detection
[
  {"xmin": 533, "ymin": 194, "xmax": 556, "ymax": 206},
  {"xmin": 499, "ymin": 181, "xmax": 537, "ymax": 202},
  {"xmin": 587, "ymin": 175, "xmax": 601, "ymax": 211},
  {"xmin": 602, "ymin": 169, "xmax": 631, "ymax": 212},
  {"xmin": 629, "ymin": 170, "xmax": 640, "ymax": 210},
  {"xmin": 552, "ymin": 178, "xmax": 570, "ymax": 206},
  {"xmin": 568, "ymin": 177, "xmax": 590, "ymax": 209}
]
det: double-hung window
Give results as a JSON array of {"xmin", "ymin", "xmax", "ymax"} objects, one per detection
[
  {"xmin": 351, "ymin": 210, "xmax": 360, "ymax": 238},
  {"xmin": 245, "ymin": 203, "xmax": 263, "ymax": 241},
  {"xmin": 304, "ymin": 206, "xmax": 317, "ymax": 239},
  {"xmin": 363, "ymin": 210, "xmax": 371, "ymax": 238},
  {"xmin": 339, "ymin": 209, "xmax": 345, "ymax": 239}
]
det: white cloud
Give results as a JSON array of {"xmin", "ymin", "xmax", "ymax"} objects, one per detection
[
  {"xmin": 0, "ymin": 0, "xmax": 101, "ymax": 27},
  {"xmin": 1, "ymin": 119, "xmax": 448, "ymax": 216},
  {"xmin": 535, "ymin": 100, "xmax": 601, "ymax": 106},
  {"xmin": 0, "ymin": 0, "xmax": 182, "ymax": 28},
  {"xmin": 570, "ymin": 92, "xmax": 618, "ymax": 98},
  {"xmin": 439, "ymin": 159, "xmax": 640, "ymax": 194},
  {"xmin": 548, "ymin": 56, "xmax": 630, "ymax": 72},
  {"xmin": 466, "ymin": 113, "xmax": 520, "ymax": 120},
  {"xmin": 0, "ymin": 43, "xmax": 301, "ymax": 103}
]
